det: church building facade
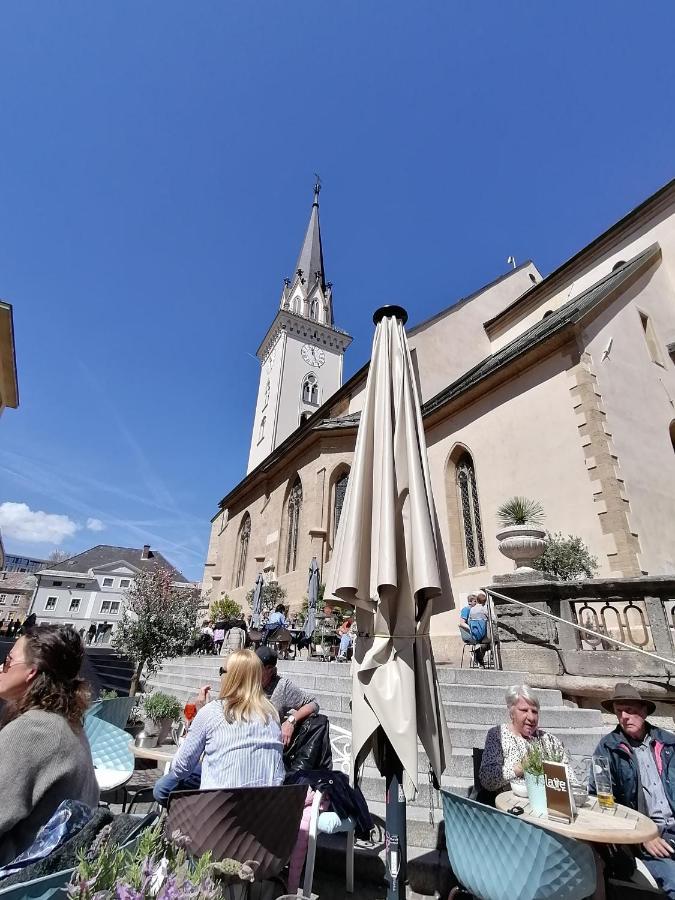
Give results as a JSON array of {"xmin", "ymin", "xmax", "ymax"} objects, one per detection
[{"xmin": 203, "ymin": 177, "xmax": 675, "ymax": 661}]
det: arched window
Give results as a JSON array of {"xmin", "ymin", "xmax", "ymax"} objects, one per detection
[
  {"xmin": 259, "ymin": 416, "xmax": 266, "ymax": 441},
  {"xmin": 285, "ymin": 477, "xmax": 303, "ymax": 572},
  {"xmin": 455, "ymin": 452, "xmax": 485, "ymax": 568},
  {"xmin": 302, "ymin": 374, "xmax": 319, "ymax": 405},
  {"xmin": 293, "ymin": 296, "xmax": 301, "ymax": 314},
  {"xmin": 234, "ymin": 513, "xmax": 251, "ymax": 588},
  {"xmin": 309, "ymin": 299, "xmax": 319, "ymax": 321},
  {"xmin": 334, "ymin": 471, "xmax": 349, "ymax": 535}
]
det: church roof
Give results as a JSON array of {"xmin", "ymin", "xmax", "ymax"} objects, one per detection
[
  {"xmin": 313, "ymin": 411, "xmax": 361, "ymax": 430},
  {"xmin": 294, "ymin": 183, "xmax": 325, "ymax": 291},
  {"xmin": 424, "ymin": 243, "xmax": 661, "ymax": 416}
]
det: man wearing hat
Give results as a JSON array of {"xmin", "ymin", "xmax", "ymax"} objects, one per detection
[{"xmin": 594, "ymin": 683, "xmax": 675, "ymax": 896}]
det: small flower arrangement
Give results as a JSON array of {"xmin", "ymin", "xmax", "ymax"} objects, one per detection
[
  {"xmin": 67, "ymin": 821, "xmax": 259, "ymax": 899},
  {"xmin": 522, "ymin": 739, "xmax": 565, "ymax": 777}
]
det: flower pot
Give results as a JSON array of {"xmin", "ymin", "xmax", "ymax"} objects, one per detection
[
  {"xmin": 525, "ymin": 772, "xmax": 547, "ymax": 816},
  {"xmin": 496, "ymin": 526, "xmax": 547, "ymax": 572},
  {"xmin": 156, "ymin": 717, "xmax": 174, "ymax": 745}
]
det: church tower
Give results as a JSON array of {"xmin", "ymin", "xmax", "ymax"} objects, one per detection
[{"xmin": 247, "ymin": 182, "xmax": 352, "ymax": 473}]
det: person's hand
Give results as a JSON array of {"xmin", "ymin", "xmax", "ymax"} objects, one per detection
[
  {"xmin": 513, "ymin": 762, "xmax": 524, "ymax": 778},
  {"xmin": 281, "ymin": 719, "xmax": 295, "ymax": 748},
  {"xmin": 196, "ymin": 685, "xmax": 211, "ymax": 709},
  {"xmin": 643, "ymin": 837, "xmax": 674, "ymax": 859}
]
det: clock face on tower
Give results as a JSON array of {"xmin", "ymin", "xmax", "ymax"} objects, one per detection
[{"xmin": 301, "ymin": 343, "xmax": 326, "ymax": 368}]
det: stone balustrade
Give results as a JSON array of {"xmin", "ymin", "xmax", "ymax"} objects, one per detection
[{"xmin": 487, "ymin": 576, "xmax": 675, "ymax": 691}]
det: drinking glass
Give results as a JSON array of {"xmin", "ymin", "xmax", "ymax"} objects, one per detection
[
  {"xmin": 184, "ymin": 702, "xmax": 197, "ymax": 724},
  {"xmin": 592, "ymin": 755, "xmax": 616, "ymax": 810},
  {"xmin": 569, "ymin": 755, "xmax": 591, "ymax": 808}
]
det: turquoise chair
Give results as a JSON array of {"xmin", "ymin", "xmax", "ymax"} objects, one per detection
[
  {"xmin": 84, "ymin": 715, "xmax": 134, "ymax": 793},
  {"xmin": 442, "ymin": 790, "xmax": 597, "ymax": 900},
  {"xmin": 87, "ymin": 696, "xmax": 136, "ymax": 731}
]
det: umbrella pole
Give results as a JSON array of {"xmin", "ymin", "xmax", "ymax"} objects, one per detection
[{"xmin": 384, "ymin": 738, "xmax": 407, "ymax": 900}]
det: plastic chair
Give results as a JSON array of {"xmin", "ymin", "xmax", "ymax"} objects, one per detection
[
  {"xmin": 165, "ymin": 785, "xmax": 307, "ymax": 882},
  {"xmin": 87, "ymin": 696, "xmax": 136, "ymax": 730},
  {"xmin": 442, "ymin": 790, "xmax": 597, "ymax": 900},
  {"xmin": 84, "ymin": 715, "xmax": 134, "ymax": 793},
  {"xmin": 301, "ymin": 788, "xmax": 355, "ymax": 899}
]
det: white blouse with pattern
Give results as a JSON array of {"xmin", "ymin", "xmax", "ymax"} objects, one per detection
[{"xmin": 479, "ymin": 723, "xmax": 569, "ymax": 792}]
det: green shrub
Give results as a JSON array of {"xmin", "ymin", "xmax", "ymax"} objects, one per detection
[
  {"xmin": 144, "ymin": 692, "xmax": 182, "ymax": 722},
  {"xmin": 532, "ymin": 532, "xmax": 599, "ymax": 581}
]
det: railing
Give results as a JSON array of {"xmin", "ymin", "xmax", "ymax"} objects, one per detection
[{"xmin": 482, "ymin": 576, "xmax": 675, "ymax": 679}]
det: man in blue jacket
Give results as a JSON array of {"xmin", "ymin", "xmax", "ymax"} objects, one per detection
[{"xmin": 593, "ymin": 684, "xmax": 675, "ymax": 896}]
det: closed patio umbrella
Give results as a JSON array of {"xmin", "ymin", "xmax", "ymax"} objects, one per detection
[
  {"xmin": 251, "ymin": 572, "xmax": 264, "ymax": 629},
  {"xmin": 304, "ymin": 557, "xmax": 320, "ymax": 639},
  {"xmin": 328, "ymin": 305, "xmax": 451, "ymax": 899}
]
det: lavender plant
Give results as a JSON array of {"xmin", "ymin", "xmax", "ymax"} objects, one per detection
[{"xmin": 67, "ymin": 823, "xmax": 257, "ymax": 900}]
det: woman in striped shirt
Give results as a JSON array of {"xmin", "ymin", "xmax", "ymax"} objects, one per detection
[{"xmin": 171, "ymin": 648, "xmax": 285, "ymax": 790}]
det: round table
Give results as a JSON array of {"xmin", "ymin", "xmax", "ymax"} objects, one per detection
[
  {"xmin": 129, "ymin": 741, "xmax": 177, "ymax": 765},
  {"xmin": 496, "ymin": 790, "xmax": 658, "ymax": 844}
]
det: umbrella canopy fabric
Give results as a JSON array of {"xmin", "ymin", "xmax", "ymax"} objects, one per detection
[
  {"xmin": 304, "ymin": 557, "xmax": 320, "ymax": 639},
  {"xmin": 251, "ymin": 572, "xmax": 264, "ymax": 629},
  {"xmin": 328, "ymin": 308, "xmax": 451, "ymax": 797}
]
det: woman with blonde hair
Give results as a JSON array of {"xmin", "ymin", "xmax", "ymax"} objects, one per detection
[{"xmin": 169, "ymin": 648, "xmax": 285, "ymax": 791}]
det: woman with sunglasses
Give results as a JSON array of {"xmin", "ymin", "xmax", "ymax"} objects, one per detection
[{"xmin": 0, "ymin": 624, "xmax": 99, "ymax": 865}]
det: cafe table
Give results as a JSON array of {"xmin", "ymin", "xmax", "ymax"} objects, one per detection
[
  {"xmin": 496, "ymin": 790, "xmax": 658, "ymax": 844},
  {"xmin": 129, "ymin": 741, "xmax": 177, "ymax": 766}
]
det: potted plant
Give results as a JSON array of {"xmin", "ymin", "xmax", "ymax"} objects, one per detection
[
  {"xmin": 496, "ymin": 496, "xmax": 547, "ymax": 572},
  {"xmin": 68, "ymin": 819, "xmax": 259, "ymax": 899},
  {"xmin": 143, "ymin": 692, "xmax": 182, "ymax": 745}
]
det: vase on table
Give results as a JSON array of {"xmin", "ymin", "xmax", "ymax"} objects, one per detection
[{"xmin": 525, "ymin": 772, "xmax": 547, "ymax": 815}]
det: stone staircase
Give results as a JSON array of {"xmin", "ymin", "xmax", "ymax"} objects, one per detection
[{"xmin": 147, "ymin": 655, "xmax": 605, "ymax": 889}]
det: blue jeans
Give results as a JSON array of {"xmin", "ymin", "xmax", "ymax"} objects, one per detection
[
  {"xmin": 339, "ymin": 634, "xmax": 352, "ymax": 656},
  {"xmin": 641, "ymin": 827, "xmax": 675, "ymax": 898},
  {"xmin": 152, "ymin": 764, "xmax": 202, "ymax": 807}
]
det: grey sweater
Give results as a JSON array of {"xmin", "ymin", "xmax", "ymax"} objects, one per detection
[{"xmin": 0, "ymin": 709, "xmax": 99, "ymax": 865}]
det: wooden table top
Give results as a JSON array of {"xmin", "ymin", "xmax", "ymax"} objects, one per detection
[
  {"xmin": 129, "ymin": 741, "xmax": 177, "ymax": 764},
  {"xmin": 496, "ymin": 790, "xmax": 658, "ymax": 844}
]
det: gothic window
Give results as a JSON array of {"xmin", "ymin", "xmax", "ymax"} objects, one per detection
[
  {"xmin": 310, "ymin": 299, "xmax": 319, "ymax": 321},
  {"xmin": 285, "ymin": 477, "xmax": 303, "ymax": 572},
  {"xmin": 234, "ymin": 514, "xmax": 251, "ymax": 588},
  {"xmin": 334, "ymin": 471, "xmax": 349, "ymax": 535},
  {"xmin": 456, "ymin": 452, "xmax": 485, "ymax": 568},
  {"xmin": 293, "ymin": 296, "xmax": 301, "ymax": 314},
  {"xmin": 302, "ymin": 374, "xmax": 319, "ymax": 405},
  {"xmin": 259, "ymin": 416, "xmax": 266, "ymax": 442},
  {"xmin": 263, "ymin": 380, "xmax": 270, "ymax": 410}
]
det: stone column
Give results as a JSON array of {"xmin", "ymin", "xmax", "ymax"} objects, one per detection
[{"xmin": 644, "ymin": 596, "xmax": 674, "ymax": 658}]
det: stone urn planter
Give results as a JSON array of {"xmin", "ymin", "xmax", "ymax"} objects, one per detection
[{"xmin": 496, "ymin": 525, "xmax": 547, "ymax": 572}]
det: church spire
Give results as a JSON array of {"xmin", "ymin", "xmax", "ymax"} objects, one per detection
[{"xmin": 293, "ymin": 177, "xmax": 325, "ymax": 291}]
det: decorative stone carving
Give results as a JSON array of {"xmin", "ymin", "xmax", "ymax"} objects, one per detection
[{"xmin": 496, "ymin": 525, "xmax": 547, "ymax": 572}]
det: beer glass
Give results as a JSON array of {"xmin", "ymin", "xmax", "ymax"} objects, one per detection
[{"xmin": 592, "ymin": 755, "xmax": 616, "ymax": 810}]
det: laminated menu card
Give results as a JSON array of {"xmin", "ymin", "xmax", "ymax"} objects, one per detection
[{"xmin": 543, "ymin": 760, "xmax": 575, "ymax": 823}]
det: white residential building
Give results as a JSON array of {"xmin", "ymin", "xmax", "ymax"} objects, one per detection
[{"xmin": 31, "ymin": 544, "xmax": 188, "ymax": 643}]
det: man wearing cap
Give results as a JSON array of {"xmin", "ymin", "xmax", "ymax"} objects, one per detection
[
  {"xmin": 255, "ymin": 646, "xmax": 319, "ymax": 748},
  {"xmin": 594, "ymin": 683, "xmax": 675, "ymax": 896}
]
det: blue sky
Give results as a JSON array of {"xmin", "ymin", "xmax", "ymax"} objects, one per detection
[{"xmin": 1, "ymin": 2, "xmax": 674, "ymax": 580}]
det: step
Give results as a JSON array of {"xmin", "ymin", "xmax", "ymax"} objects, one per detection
[
  {"xmin": 145, "ymin": 678, "xmax": 604, "ymax": 754},
  {"xmin": 168, "ymin": 655, "xmax": 531, "ymax": 688},
  {"xmin": 154, "ymin": 664, "xmax": 564, "ymax": 709},
  {"xmin": 357, "ymin": 771, "xmax": 473, "ymax": 808},
  {"xmin": 147, "ymin": 673, "xmax": 599, "ymax": 730},
  {"xmin": 367, "ymin": 799, "xmax": 446, "ymax": 852}
]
